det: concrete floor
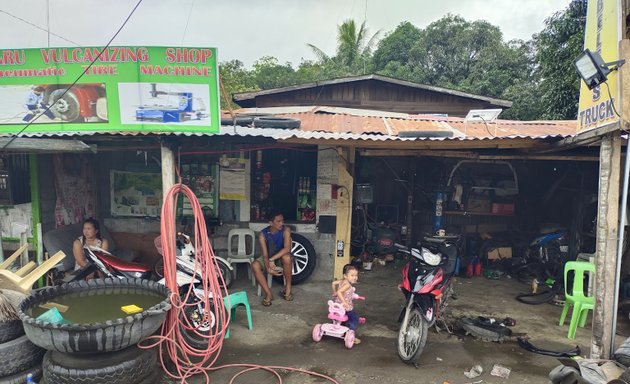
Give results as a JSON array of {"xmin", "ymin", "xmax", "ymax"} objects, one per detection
[{"xmin": 183, "ymin": 261, "xmax": 630, "ymax": 384}]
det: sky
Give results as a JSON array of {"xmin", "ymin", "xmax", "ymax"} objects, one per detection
[{"xmin": 0, "ymin": 0, "xmax": 573, "ymax": 69}]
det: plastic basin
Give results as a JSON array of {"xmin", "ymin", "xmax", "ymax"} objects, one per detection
[{"xmin": 18, "ymin": 278, "xmax": 171, "ymax": 354}]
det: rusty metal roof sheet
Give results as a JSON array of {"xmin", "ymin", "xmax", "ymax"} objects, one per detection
[{"xmin": 1, "ymin": 106, "xmax": 577, "ymax": 143}]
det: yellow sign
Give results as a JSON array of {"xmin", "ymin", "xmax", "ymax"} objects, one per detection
[{"xmin": 577, "ymin": 0, "xmax": 621, "ymax": 132}]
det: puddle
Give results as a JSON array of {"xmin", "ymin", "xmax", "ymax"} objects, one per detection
[{"xmin": 29, "ymin": 291, "xmax": 164, "ymax": 324}]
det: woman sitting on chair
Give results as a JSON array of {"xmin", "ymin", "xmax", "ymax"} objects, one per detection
[{"xmin": 72, "ymin": 218, "xmax": 109, "ymax": 270}]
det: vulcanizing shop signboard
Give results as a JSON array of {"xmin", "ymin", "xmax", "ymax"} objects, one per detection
[
  {"xmin": 577, "ymin": 0, "xmax": 620, "ymax": 132},
  {"xmin": 0, "ymin": 46, "xmax": 220, "ymax": 133}
]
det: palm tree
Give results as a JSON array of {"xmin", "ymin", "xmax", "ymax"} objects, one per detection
[{"xmin": 307, "ymin": 19, "xmax": 380, "ymax": 74}]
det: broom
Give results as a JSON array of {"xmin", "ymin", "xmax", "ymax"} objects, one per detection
[{"xmin": 0, "ymin": 289, "xmax": 26, "ymax": 321}]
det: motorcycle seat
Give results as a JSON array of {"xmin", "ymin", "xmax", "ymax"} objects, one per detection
[{"xmin": 95, "ymin": 250, "xmax": 152, "ymax": 273}]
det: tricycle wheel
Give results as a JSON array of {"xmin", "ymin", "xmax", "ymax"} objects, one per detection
[
  {"xmin": 344, "ymin": 330, "xmax": 355, "ymax": 349},
  {"xmin": 312, "ymin": 324, "xmax": 323, "ymax": 342}
]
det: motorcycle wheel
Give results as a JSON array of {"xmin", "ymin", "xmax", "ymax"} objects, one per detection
[
  {"xmin": 397, "ymin": 307, "xmax": 428, "ymax": 364},
  {"xmin": 273, "ymin": 233, "xmax": 316, "ymax": 285},
  {"xmin": 179, "ymin": 297, "xmax": 221, "ymax": 350},
  {"xmin": 216, "ymin": 260, "xmax": 232, "ymax": 288}
]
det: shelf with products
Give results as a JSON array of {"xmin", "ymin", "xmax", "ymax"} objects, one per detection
[{"xmin": 296, "ymin": 176, "xmax": 316, "ymax": 223}]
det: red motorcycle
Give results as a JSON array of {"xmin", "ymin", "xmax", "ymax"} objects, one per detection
[{"xmin": 396, "ymin": 236, "xmax": 458, "ymax": 364}]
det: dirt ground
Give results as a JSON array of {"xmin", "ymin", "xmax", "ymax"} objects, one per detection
[{"xmin": 183, "ymin": 261, "xmax": 630, "ymax": 384}]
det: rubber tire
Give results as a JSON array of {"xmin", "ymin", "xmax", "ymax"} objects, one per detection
[
  {"xmin": 220, "ymin": 113, "xmax": 272, "ymax": 126},
  {"xmin": 253, "ymin": 117, "xmax": 301, "ymax": 129},
  {"xmin": 397, "ymin": 307, "xmax": 428, "ymax": 364},
  {"xmin": 18, "ymin": 278, "xmax": 171, "ymax": 354},
  {"xmin": 344, "ymin": 330, "xmax": 355, "ymax": 349},
  {"xmin": 179, "ymin": 297, "xmax": 223, "ymax": 350},
  {"xmin": 48, "ymin": 88, "xmax": 81, "ymax": 122},
  {"xmin": 0, "ymin": 364, "xmax": 42, "ymax": 384},
  {"xmin": 0, "ymin": 320, "xmax": 24, "ymax": 343},
  {"xmin": 217, "ymin": 260, "xmax": 233, "ymax": 288},
  {"xmin": 42, "ymin": 346, "xmax": 157, "ymax": 384},
  {"xmin": 273, "ymin": 233, "xmax": 316, "ymax": 285},
  {"xmin": 0, "ymin": 334, "xmax": 44, "ymax": 377},
  {"xmin": 312, "ymin": 324, "xmax": 323, "ymax": 342}
]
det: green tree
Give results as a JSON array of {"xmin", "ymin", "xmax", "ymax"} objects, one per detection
[
  {"xmin": 535, "ymin": 0, "xmax": 587, "ymax": 120},
  {"xmin": 372, "ymin": 22, "xmax": 422, "ymax": 72},
  {"xmin": 251, "ymin": 56, "xmax": 296, "ymax": 89},
  {"xmin": 218, "ymin": 59, "xmax": 256, "ymax": 110},
  {"xmin": 308, "ymin": 19, "xmax": 379, "ymax": 75}
]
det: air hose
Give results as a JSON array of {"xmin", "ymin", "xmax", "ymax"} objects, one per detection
[{"xmin": 142, "ymin": 183, "xmax": 340, "ymax": 384}]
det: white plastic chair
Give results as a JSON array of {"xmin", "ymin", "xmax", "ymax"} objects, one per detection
[{"xmin": 226, "ymin": 228, "xmax": 256, "ymax": 284}]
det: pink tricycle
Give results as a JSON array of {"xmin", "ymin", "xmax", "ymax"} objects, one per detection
[{"xmin": 312, "ymin": 294, "xmax": 365, "ymax": 348}]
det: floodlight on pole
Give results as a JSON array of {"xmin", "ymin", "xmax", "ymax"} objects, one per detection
[{"xmin": 574, "ymin": 48, "xmax": 625, "ymax": 90}]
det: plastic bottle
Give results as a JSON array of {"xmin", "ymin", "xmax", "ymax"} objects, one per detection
[{"xmin": 26, "ymin": 373, "xmax": 34, "ymax": 383}]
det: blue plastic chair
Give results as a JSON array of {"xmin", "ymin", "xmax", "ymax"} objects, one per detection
[
  {"xmin": 223, "ymin": 291, "xmax": 253, "ymax": 339},
  {"xmin": 559, "ymin": 261, "xmax": 595, "ymax": 339}
]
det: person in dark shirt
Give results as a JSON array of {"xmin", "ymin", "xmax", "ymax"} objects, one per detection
[{"xmin": 252, "ymin": 211, "xmax": 293, "ymax": 306}]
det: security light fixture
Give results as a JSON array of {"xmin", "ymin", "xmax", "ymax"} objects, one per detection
[
  {"xmin": 574, "ymin": 48, "xmax": 625, "ymax": 90},
  {"xmin": 464, "ymin": 109, "xmax": 502, "ymax": 123}
]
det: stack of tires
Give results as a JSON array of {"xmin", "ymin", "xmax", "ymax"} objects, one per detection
[
  {"xmin": 40, "ymin": 346, "xmax": 164, "ymax": 384},
  {"xmin": 16, "ymin": 279, "xmax": 174, "ymax": 384},
  {"xmin": 0, "ymin": 319, "xmax": 45, "ymax": 383},
  {"xmin": 0, "ymin": 290, "xmax": 45, "ymax": 384}
]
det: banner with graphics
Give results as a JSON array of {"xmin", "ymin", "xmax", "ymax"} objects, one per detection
[
  {"xmin": 0, "ymin": 46, "xmax": 219, "ymax": 134},
  {"xmin": 577, "ymin": 0, "xmax": 621, "ymax": 132}
]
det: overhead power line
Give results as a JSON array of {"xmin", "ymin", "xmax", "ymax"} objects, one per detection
[
  {"xmin": 1, "ymin": 0, "xmax": 145, "ymax": 151},
  {"xmin": 0, "ymin": 9, "xmax": 80, "ymax": 46}
]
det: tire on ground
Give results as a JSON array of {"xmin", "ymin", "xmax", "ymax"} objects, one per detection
[
  {"xmin": 42, "ymin": 346, "xmax": 157, "ymax": 384},
  {"xmin": 0, "ymin": 364, "xmax": 42, "ymax": 384},
  {"xmin": 0, "ymin": 320, "xmax": 24, "ymax": 343},
  {"xmin": 0, "ymin": 334, "xmax": 44, "ymax": 377}
]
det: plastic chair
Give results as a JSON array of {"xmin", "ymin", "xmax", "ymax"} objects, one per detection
[
  {"xmin": 0, "ymin": 243, "xmax": 29, "ymax": 270},
  {"xmin": 559, "ymin": 261, "xmax": 595, "ymax": 339},
  {"xmin": 223, "ymin": 291, "xmax": 253, "ymax": 339},
  {"xmin": 226, "ymin": 229, "xmax": 256, "ymax": 283},
  {"xmin": 0, "ymin": 251, "xmax": 66, "ymax": 294}
]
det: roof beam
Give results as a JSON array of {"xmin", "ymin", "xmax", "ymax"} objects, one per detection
[
  {"xmin": 281, "ymin": 137, "xmax": 550, "ymax": 150},
  {"xmin": 359, "ymin": 149, "xmax": 599, "ymax": 161}
]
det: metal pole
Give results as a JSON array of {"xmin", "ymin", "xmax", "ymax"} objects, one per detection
[{"xmin": 611, "ymin": 135, "xmax": 630, "ymax": 354}]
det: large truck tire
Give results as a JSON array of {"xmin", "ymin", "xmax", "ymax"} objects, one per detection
[
  {"xmin": 42, "ymin": 346, "xmax": 157, "ymax": 384},
  {"xmin": 0, "ymin": 335, "xmax": 44, "ymax": 378}
]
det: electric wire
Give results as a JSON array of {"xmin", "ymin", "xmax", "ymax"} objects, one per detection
[
  {"xmin": 603, "ymin": 82, "xmax": 621, "ymax": 118},
  {"xmin": 0, "ymin": 9, "xmax": 80, "ymax": 46},
  {"xmin": 1, "ymin": 0, "xmax": 144, "ymax": 151}
]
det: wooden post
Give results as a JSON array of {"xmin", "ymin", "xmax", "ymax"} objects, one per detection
[
  {"xmin": 161, "ymin": 141, "xmax": 176, "ymax": 203},
  {"xmin": 334, "ymin": 147, "xmax": 354, "ymax": 280},
  {"xmin": 591, "ymin": 133, "xmax": 621, "ymax": 359}
]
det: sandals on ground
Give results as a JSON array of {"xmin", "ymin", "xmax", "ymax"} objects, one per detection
[
  {"xmin": 261, "ymin": 298, "xmax": 272, "ymax": 306},
  {"xmin": 280, "ymin": 290, "xmax": 294, "ymax": 301}
]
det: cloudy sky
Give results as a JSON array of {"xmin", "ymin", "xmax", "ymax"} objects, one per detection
[{"xmin": 0, "ymin": 0, "xmax": 572, "ymax": 68}]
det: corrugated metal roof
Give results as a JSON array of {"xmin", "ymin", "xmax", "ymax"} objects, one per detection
[
  {"xmin": 224, "ymin": 107, "xmax": 577, "ymax": 140},
  {"xmin": 1, "ymin": 106, "xmax": 577, "ymax": 143}
]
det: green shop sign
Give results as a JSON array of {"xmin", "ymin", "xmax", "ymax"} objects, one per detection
[{"xmin": 0, "ymin": 46, "xmax": 220, "ymax": 133}]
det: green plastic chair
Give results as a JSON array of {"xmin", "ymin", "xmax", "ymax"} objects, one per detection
[
  {"xmin": 559, "ymin": 261, "xmax": 595, "ymax": 339},
  {"xmin": 223, "ymin": 291, "xmax": 253, "ymax": 339}
]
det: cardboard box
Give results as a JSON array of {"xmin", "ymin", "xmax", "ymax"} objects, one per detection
[
  {"xmin": 467, "ymin": 197, "xmax": 492, "ymax": 213},
  {"xmin": 487, "ymin": 247, "xmax": 512, "ymax": 260}
]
